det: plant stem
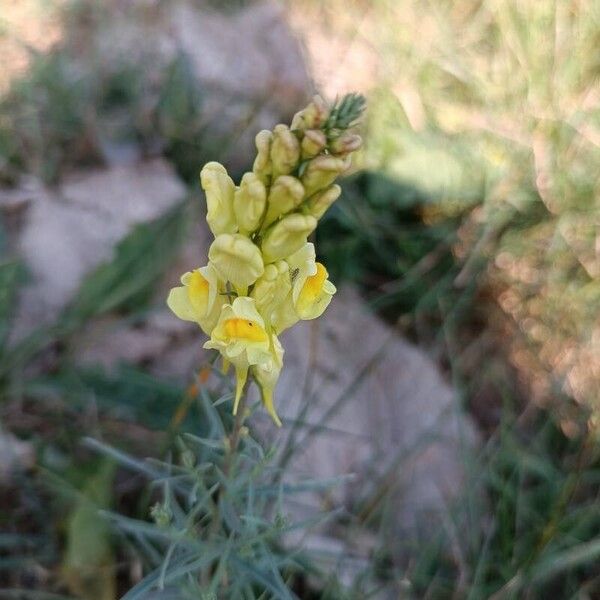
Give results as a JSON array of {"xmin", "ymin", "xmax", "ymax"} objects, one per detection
[
  {"xmin": 204, "ymin": 389, "xmax": 247, "ymax": 588},
  {"xmin": 224, "ymin": 391, "xmax": 247, "ymax": 477}
]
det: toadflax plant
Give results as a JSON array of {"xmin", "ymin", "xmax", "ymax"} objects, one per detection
[
  {"xmin": 167, "ymin": 94, "xmax": 365, "ymax": 426},
  {"xmin": 89, "ymin": 95, "xmax": 367, "ymax": 600}
]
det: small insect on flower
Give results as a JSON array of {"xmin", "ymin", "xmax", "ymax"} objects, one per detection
[{"xmin": 167, "ymin": 93, "xmax": 365, "ymax": 425}]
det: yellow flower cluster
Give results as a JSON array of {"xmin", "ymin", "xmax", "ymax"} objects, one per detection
[{"xmin": 167, "ymin": 95, "xmax": 364, "ymax": 426}]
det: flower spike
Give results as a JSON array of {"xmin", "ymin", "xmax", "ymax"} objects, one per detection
[{"xmin": 167, "ymin": 93, "xmax": 365, "ymax": 424}]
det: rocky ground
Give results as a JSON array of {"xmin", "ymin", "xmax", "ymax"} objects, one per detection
[{"xmin": 0, "ymin": 0, "xmax": 481, "ymax": 583}]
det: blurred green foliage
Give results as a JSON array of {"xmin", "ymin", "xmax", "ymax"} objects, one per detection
[
  {"xmin": 62, "ymin": 459, "xmax": 116, "ymax": 600},
  {"xmin": 0, "ymin": 203, "xmax": 188, "ymax": 393},
  {"xmin": 319, "ymin": 170, "xmax": 465, "ymax": 331},
  {"xmin": 313, "ymin": 0, "xmax": 600, "ymax": 417},
  {"xmin": 0, "ymin": 8, "xmax": 210, "ymax": 185},
  {"xmin": 398, "ymin": 409, "xmax": 600, "ymax": 599},
  {"xmin": 0, "ymin": 0, "xmax": 599, "ymax": 597},
  {"xmin": 83, "ymin": 392, "xmax": 366, "ymax": 600}
]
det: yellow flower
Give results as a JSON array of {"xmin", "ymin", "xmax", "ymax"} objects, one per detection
[
  {"xmin": 169, "ymin": 94, "xmax": 365, "ymax": 426},
  {"xmin": 260, "ymin": 213, "xmax": 317, "ymax": 263},
  {"xmin": 270, "ymin": 294, "xmax": 299, "ymax": 334},
  {"xmin": 204, "ymin": 297, "xmax": 271, "ymax": 413},
  {"xmin": 295, "ymin": 262, "xmax": 336, "ymax": 320},
  {"xmin": 268, "ymin": 242, "xmax": 325, "ymax": 333},
  {"xmin": 286, "ymin": 242, "xmax": 317, "ymax": 303},
  {"xmin": 250, "ymin": 260, "xmax": 291, "ymax": 324},
  {"xmin": 166, "ymin": 264, "xmax": 222, "ymax": 335},
  {"xmin": 262, "ymin": 175, "xmax": 305, "ymax": 229},
  {"xmin": 252, "ymin": 335, "xmax": 284, "ymax": 426},
  {"xmin": 200, "ymin": 162, "xmax": 237, "ymax": 236},
  {"xmin": 270, "ymin": 243, "xmax": 336, "ymax": 329},
  {"xmin": 208, "ymin": 233, "xmax": 264, "ymax": 290},
  {"xmin": 233, "ymin": 172, "xmax": 267, "ymax": 235}
]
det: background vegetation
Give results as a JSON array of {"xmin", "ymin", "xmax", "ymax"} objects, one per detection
[{"xmin": 0, "ymin": 0, "xmax": 599, "ymax": 598}]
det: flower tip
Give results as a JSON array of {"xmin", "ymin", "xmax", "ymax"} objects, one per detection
[
  {"xmin": 262, "ymin": 390, "xmax": 282, "ymax": 427},
  {"xmin": 233, "ymin": 366, "xmax": 249, "ymax": 415}
]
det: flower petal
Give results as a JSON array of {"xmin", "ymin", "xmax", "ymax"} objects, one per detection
[{"xmin": 167, "ymin": 286, "xmax": 196, "ymax": 322}]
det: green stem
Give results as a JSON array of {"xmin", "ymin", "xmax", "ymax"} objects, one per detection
[{"xmin": 225, "ymin": 391, "xmax": 247, "ymax": 476}]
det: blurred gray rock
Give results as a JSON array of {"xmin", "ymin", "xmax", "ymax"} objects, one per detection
[
  {"xmin": 269, "ymin": 287, "xmax": 479, "ymax": 571},
  {"xmin": 73, "ymin": 309, "xmax": 205, "ymax": 380},
  {"xmin": 168, "ymin": 0, "xmax": 310, "ymax": 171},
  {"xmin": 169, "ymin": 1, "xmax": 309, "ymax": 108},
  {"xmin": 11, "ymin": 159, "xmax": 186, "ymax": 339},
  {"xmin": 78, "ymin": 0, "xmax": 310, "ymax": 172},
  {"xmin": 0, "ymin": 428, "xmax": 35, "ymax": 483}
]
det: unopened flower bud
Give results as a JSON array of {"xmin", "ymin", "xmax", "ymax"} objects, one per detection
[
  {"xmin": 233, "ymin": 172, "xmax": 267, "ymax": 234},
  {"xmin": 200, "ymin": 162, "xmax": 237, "ymax": 236},
  {"xmin": 208, "ymin": 233, "xmax": 264, "ymax": 288},
  {"xmin": 263, "ymin": 175, "xmax": 305, "ymax": 228},
  {"xmin": 261, "ymin": 213, "xmax": 317, "ymax": 263},
  {"xmin": 301, "ymin": 155, "xmax": 350, "ymax": 196},
  {"xmin": 306, "ymin": 184, "xmax": 342, "ymax": 219},
  {"xmin": 301, "ymin": 129, "xmax": 327, "ymax": 159},
  {"xmin": 329, "ymin": 133, "xmax": 362, "ymax": 156},
  {"xmin": 253, "ymin": 130, "xmax": 273, "ymax": 183},
  {"xmin": 150, "ymin": 502, "xmax": 172, "ymax": 528},
  {"xmin": 270, "ymin": 124, "xmax": 300, "ymax": 178},
  {"xmin": 251, "ymin": 261, "xmax": 291, "ymax": 321},
  {"xmin": 291, "ymin": 95, "xmax": 329, "ymax": 130},
  {"xmin": 274, "ymin": 511, "xmax": 289, "ymax": 529},
  {"xmin": 181, "ymin": 449, "xmax": 196, "ymax": 469}
]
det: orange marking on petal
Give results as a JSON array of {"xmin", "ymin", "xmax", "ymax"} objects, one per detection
[
  {"xmin": 224, "ymin": 318, "xmax": 268, "ymax": 342},
  {"xmin": 187, "ymin": 270, "xmax": 210, "ymax": 315},
  {"xmin": 301, "ymin": 262, "xmax": 327, "ymax": 302}
]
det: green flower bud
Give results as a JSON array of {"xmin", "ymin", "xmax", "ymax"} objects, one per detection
[
  {"xmin": 150, "ymin": 502, "xmax": 172, "ymax": 528},
  {"xmin": 301, "ymin": 129, "xmax": 327, "ymax": 159},
  {"xmin": 260, "ymin": 213, "xmax": 317, "ymax": 263},
  {"xmin": 233, "ymin": 172, "xmax": 267, "ymax": 234},
  {"xmin": 274, "ymin": 512, "xmax": 290, "ymax": 530},
  {"xmin": 270, "ymin": 124, "xmax": 300, "ymax": 178},
  {"xmin": 306, "ymin": 184, "xmax": 342, "ymax": 220},
  {"xmin": 301, "ymin": 155, "xmax": 350, "ymax": 196},
  {"xmin": 208, "ymin": 233, "xmax": 264, "ymax": 289},
  {"xmin": 181, "ymin": 448, "xmax": 196, "ymax": 469},
  {"xmin": 263, "ymin": 175, "xmax": 305, "ymax": 228}
]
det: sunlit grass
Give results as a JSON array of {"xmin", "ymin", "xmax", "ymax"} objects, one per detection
[{"xmin": 0, "ymin": 0, "xmax": 599, "ymax": 597}]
